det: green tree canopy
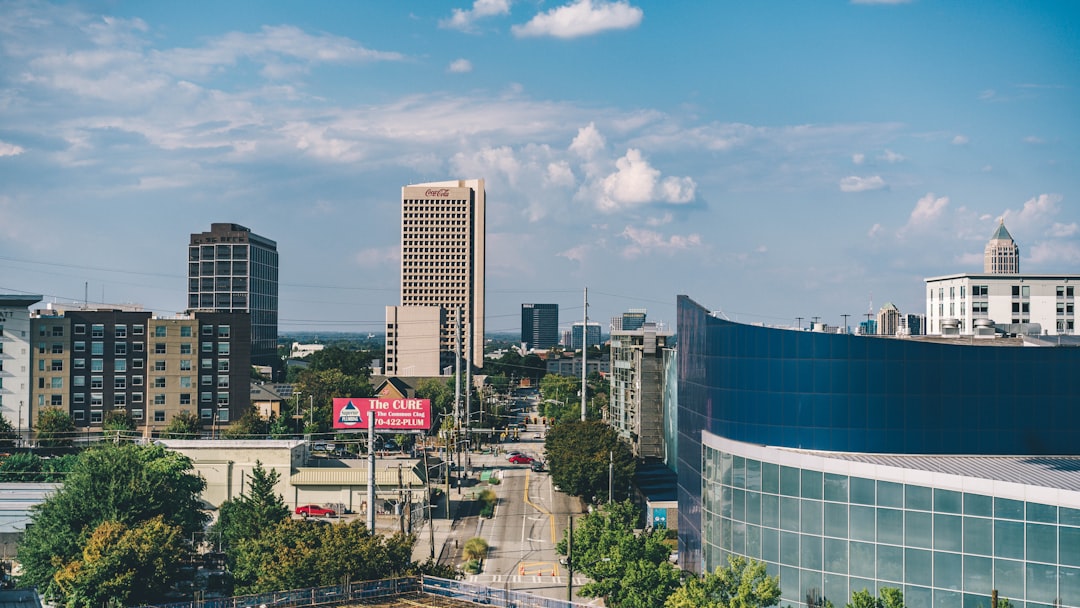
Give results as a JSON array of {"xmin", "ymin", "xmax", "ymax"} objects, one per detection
[
  {"xmin": 304, "ymin": 346, "xmax": 373, "ymax": 377},
  {"xmin": 294, "ymin": 368, "xmax": 374, "ymax": 434},
  {"xmin": 846, "ymin": 588, "xmax": 905, "ymax": 608},
  {"xmin": 34, "ymin": 407, "xmax": 76, "ymax": 448},
  {"xmin": 545, "ymin": 420, "xmax": 635, "ymax": 503},
  {"xmin": 0, "ymin": 452, "xmax": 76, "ymax": 483},
  {"xmin": 230, "ymin": 519, "xmax": 413, "ymax": 593},
  {"xmin": 557, "ymin": 501, "xmax": 678, "ymax": 607},
  {"xmin": 18, "ymin": 443, "xmax": 208, "ymax": 601},
  {"xmin": 0, "ymin": 413, "xmax": 18, "ymax": 448},
  {"xmin": 414, "ymin": 378, "xmax": 455, "ymax": 428},
  {"xmin": 222, "ymin": 408, "xmax": 270, "ymax": 439},
  {"xmin": 665, "ymin": 555, "xmax": 780, "ymax": 608},
  {"xmin": 162, "ymin": 409, "xmax": 202, "ymax": 439},
  {"xmin": 53, "ymin": 515, "xmax": 187, "ymax": 607},
  {"xmin": 210, "ymin": 461, "xmax": 291, "ymax": 556}
]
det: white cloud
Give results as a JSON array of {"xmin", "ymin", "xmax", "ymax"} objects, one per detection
[
  {"xmin": 353, "ymin": 245, "xmax": 399, "ymax": 268},
  {"xmin": 952, "ymin": 135, "xmax": 969, "ymax": 145},
  {"xmin": 0, "ymin": 141, "xmax": 25, "ymax": 157},
  {"xmin": 619, "ymin": 225, "xmax": 702, "ymax": 258},
  {"xmin": 545, "ymin": 161, "xmax": 576, "ymax": 188},
  {"xmin": 978, "ymin": 89, "xmax": 996, "ymax": 101},
  {"xmin": 1023, "ymin": 135, "xmax": 1044, "ymax": 144},
  {"xmin": 646, "ymin": 213, "xmax": 673, "ymax": 227},
  {"xmin": 1049, "ymin": 222, "xmax": 1079, "ymax": 238},
  {"xmin": 512, "ymin": 0, "xmax": 643, "ymax": 39},
  {"xmin": 441, "ymin": 0, "xmax": 512, "ymax": 32},
  {"xmin": 1028, "ymin": 241, "xmax": 1080, "ymax": 266},
  {"xmin": 448, "ymin": 58, "xmax": 473, "ymax": 73},
  {"xmin": 851, "ymin": 153, "xmax": 865, "ymax": 165},
  {"xmin": 597, "ymin": 149, "xmax": 696, "ymax": 212},
  {"xmin": 909, "ymin": 193, "xmax": 949, "ymax": 225},
  {"xmin": 1005, "ymin": 193, "xmax": 1062, "ymax": 225},
  {"xmin": 569, "ymin": 122, "xmax": 606, "ymax": 159},
  {"xmin": 868, "ymin": 223, "xmax": 882, "ymax": 238},
  {"xmin": 879, "ymin": 149, "xmax": 905, "ymax": 163},
  {"xmin": 558, "ymin": 243, "xmax": 590, "ymax": 263},
  {"xmin": 839, "ymin": 175, "xmax": 885, "ymax": 192},
  {"xmin": 956, "ymin": 251, "xmax": 983, "ymax": 267}
]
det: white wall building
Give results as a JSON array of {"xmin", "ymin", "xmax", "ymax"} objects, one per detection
[
  {"xmin": 384, "ymin": 305, "xmax": 444, "ymax": 376},
  {"xmin": 0, "ymin": 295, "xmax": 41, "ymax": 438},
  {"xmin": 925, "ymin": 274, "xmax": 1077, "ymax": 335}
]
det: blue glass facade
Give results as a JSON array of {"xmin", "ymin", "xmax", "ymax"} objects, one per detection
[{"xmin": 676, "ymin": 295, "xmax": 1080, "ymax": 605}]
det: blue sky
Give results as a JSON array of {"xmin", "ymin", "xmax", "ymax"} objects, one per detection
[{"xmin": 1, "ymin": 0, "xmax": 1078, "ymax": 334}]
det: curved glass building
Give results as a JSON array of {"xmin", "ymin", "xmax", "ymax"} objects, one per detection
[{"xmin": 676, "ymin": 295, "xmax": 1080, "ymax": 608}]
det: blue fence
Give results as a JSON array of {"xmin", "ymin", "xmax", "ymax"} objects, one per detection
[{"xmin": 137, "ymin": 576, "xmax": 591, "ymax": 608}]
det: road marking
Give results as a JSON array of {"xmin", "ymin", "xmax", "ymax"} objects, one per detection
[{"xmin": 522, "ymin": 469, "xmax": 557, "ymax": 544}]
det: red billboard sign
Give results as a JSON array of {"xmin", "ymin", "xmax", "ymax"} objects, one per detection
[{"xmin": 332, "ymin": 398, "xmax": 431, "ymax": 431}]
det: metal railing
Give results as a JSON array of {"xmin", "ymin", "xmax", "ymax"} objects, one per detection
[{"xmin": 136, "ymin": 575, "xmax": 593, "ymax": 608}]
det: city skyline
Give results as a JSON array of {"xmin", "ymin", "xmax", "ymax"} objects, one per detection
[{"xmin": 1, "ymin": 1, "xmax": 1078, "ymax": 333}]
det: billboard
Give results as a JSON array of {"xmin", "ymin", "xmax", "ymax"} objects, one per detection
[{"xmin": 332, "ymin": 398, "xmax": 431, "ymax": 431}]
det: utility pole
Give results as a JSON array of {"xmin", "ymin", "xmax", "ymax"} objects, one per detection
[
  {"xmin": 455, "ymin": 309, "xmax": 463, "ymax": 494},
  {"xmin": 581, "ymin": 287, "xmax": 588, "ymax": 422},
  {"xmin": 811, "ymin": 316, "xmax": 821, "ymax": 329},
  {"xmin": 423, "ymin": 448, "xmax": 435, "ymax": 559},
  {"xmin": 841, "ymin": 314, "xmax": 850, "ymax": 334},
  {"xmin": 566, "ymin": 516, "xmax": 574, "ymax": 602},
  {"xmin": 608, "ymin": 450, "xmax": 614, "ymax": 503},
  {"xmin": 795, "ymin": 316, "xmax": 803, "ymax": 330}
]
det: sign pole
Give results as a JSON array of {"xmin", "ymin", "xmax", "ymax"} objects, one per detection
[{"xmin": 367, "ymin": 413, "xmax": 376, "ymax": 534}]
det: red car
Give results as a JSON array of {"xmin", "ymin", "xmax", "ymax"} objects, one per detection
[
  {"xmin": 508, "ymin": 454, "xmax": 534, "ymax": 465},
  {"xmin": 296, "ymin": 504, "xmax": 336, "ymax": 517}
]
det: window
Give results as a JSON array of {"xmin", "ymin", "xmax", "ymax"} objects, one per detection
[
  {"xmin": 73, "ymin": 410, "xmax": 85, "ymax": 420},
  {"xmin": 1012, "ymin": 285, "xmax": 1020, "ymax": 296},
  {"xmin": 973, "ymin": 285, "xmax": 988, "ymax": 297},
  {"xmin": 180, "ymin": 326, "xmax": 193, "ymax": 337},
  {"xmin": 91, "ymin": 359, "xmax": 104, "ymax": 372},
  {"xmin": 74, "ymin": 358, "xmax": 85, "ymax": 369},
  {"xmin": 202, "ymin": 325, "xmax": 214, "ymax": 336},
  {"xmin": 154, "ymin": 343, "xmax": 166, "ymax": 354},
  {"xmin": 131, "ymin": 409, "xmax": 143, "ymax": 421},
  {"xmin": 217, "ymin": 409, "xmax": 229, "ymax": 422},
  {"xmin": 154, "ymin": 377, "xmax": 166, "ymax": 388},
  {"xmin": 116, "ymin": 359, "xmax": 127, "ymax": 372},
  {"xmin": 91, "ymin": 342, "xmax": 104, "ymax": 355},
  {"xmin": 180, "ymin": 376, "xmax": 192, "ymax": 388},
  {"xmin": 218, "ymin": 343, "xmax": 230, "ymax": 356},
  {"xmin": 132, "ymin": 392, "xmax": 143, "ymax": 403},
  {"xmin": 202, "ymin": 375, "xmax": 213, "ymax": 386},
  {"xmin": 50, "ymin": 395, "xmax": 63, "ymax": 406},
  {"xmin": 201, "ymin": 408, "xmax": 213, "ymax": 420},
  {"xmin": 218, "ymin": 325, "xmax": 230, "ymax": 338},
  {"xmin": 202, "ymin": 342, "xmax": 213, "ymax": 353},
  {"xmin": 131, "ymin": 376, "xmax": 143, "ymax": 387},
  {"xmin": 91, "ymin": 376, "xmax": 104, "ymax": 389},
  {"xmin": 51, "ymin": 360, "xmax": 63, "ymax": 371},
  {"xmin": 201, "ymin": 392, "xmax": 212, "ymax": 403},
  {"xmin": 91, "ymin": 394, "xmax": 103, "ymax": 407},
  {"xmin": 133, "ymin": 342, "xmax": 144, "ymax": 353},
  {"xmin": 91, "ymin": 324, "xmax": 105, "ymax": 338},
  {"xmin": 217, "ymin": 376, "xmax": 230, "ymax": 388},
  {"xmin": 179, "ymin": 360, "xmax": 192, "ymax": 371},
  {"xmin": 75, "ymin": 324, "xmax": 86, "ymax": 335},
  {"xmin": 74, "ymin": 376, "xmax": 85, "ymax": 387},
  {"xmin": 154, "ymin": 326, "xmax": 167, "ymax": 337},
  {"xmin": 132, "ymin": 325, "xmax": 144, "ymax": 336},
  {"xmin": 154, "ymin": 410, "xmax": 166, "ymax": 422},
  {"xmin": 115, "ymin": 343, "xmax": 127, "ymax": 356},
  {"xmin": 217, "ymin": 392, "xmax": 229, "ymax": 405},
  {"xmin": 114, "ymin": 377, "xmax": 126, "ymax": 390},
  {"xmin": 217, "ymin": 360, "xmax": 230, "ymax": 372},
  {"xmin": 133, "ymin": 359, "xmax": 144, "ymax": 370},
  {"xmin": 202, "ymin": 359, "xmax": 213, "ymax": 369},
  {"xmin": 74, "ymin": 393, "xmax": 85, "ymax": 404},
  {"xmin": 180, "ymin": 394, "xmax": 191, "ymax": 405},
  {"xmin": 114, "ymin": 394, "xmax": 126, "ymax": 406},
  {"xmin": 154, "ymin": 361, "xmax": 166, "ymax": 371},
  {"xmin": 51, "ymin": 343, "xmax": 63, "ymax": 354},
  {"xmin": 154, "ymin": 394, "xmax": 166, "ymax": 405},
  {"xmin": 74, "ymin": 341, "xmax": 85, "ymax": 352},
  {"xmin": 51, "ymin": 325, "xmax": 64, "ymax": 337},
  {"xmin": 180, "ymin": 344, "xmax": 192, "ymax": 355},
  {"xmin": 115, "ymin": 325, "xmax": 127, "ymax": 338},
  {"xmin": 50, "ymin": 377, "xmax": 63, "ymax": 388},
  {"xmin": 90, "ymin": 411, "xmax": 103, "ymax": 424}
]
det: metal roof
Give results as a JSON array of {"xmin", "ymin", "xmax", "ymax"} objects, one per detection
[{"xmin": 291, "ymin": 463, "xmax": 428, "ymax": 487}]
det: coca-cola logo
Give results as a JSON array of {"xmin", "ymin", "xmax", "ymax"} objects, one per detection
[{"xmin": 425, "ymin": 188, "xmax": 451, "ymax": 197}]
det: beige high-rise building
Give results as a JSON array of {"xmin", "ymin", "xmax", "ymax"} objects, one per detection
[
  {"xmin": 386, "ymin": 179, "xmax": 485, "ymax": 375},
  {"xmin": 984, "ymin": 219, "xmax": 1020, "ymax": 274}
]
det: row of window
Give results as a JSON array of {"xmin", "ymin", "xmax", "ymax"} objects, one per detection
[
  {"xmin": 189, "ymin": 244, "xmax": 250, "ymax": 261},
  {"xmin": 71, "ymin": 408, "xmax": 230, "ymax": 424},
  {"xmin": 65, "ymin": 391, "xmax": 232, "ymax": 406}
]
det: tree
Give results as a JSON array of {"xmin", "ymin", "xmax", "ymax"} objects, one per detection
[
  {"xmin": 102, "ymin": 410, "xmax": 136, "ymax": 441},
  {"xmin": 557, "ymin": 501, "xmax": 678, "ymax": 608},
  {"xmin": 17, "ymin": 443, "xmax": 208, "ymax": 601},
  {"xmin": 0, "ymin": 413, "xmax": 18, "ymax": 448},
  {"xmin": 845, "ymin": 588, "xmax": 904, "ymax": 608},
  {"xmin": 414, "ymin": 377, "xmax": 455, "ymax": 427},
  {"xmin": 53, "ymin": 516, "xmax": 187, "ymax": 607},
  {"xmin": 545, "ymin": 420, "xmax": 635, "ymax": 503},
  {"xmin": 462, "ymin": 536, "xmax": 489, "ymax": 562},
  {"xmin": 294, "ymin": 368, "xmax": 373, "ymax": 434},
  {"xmin": 222, "ymin": 408, "xmax": 270, "ymax": 439},
  {"xmin": 665, "ymin": 555, "xmax": 780, "ymax": 608},
  {"xmin": 210, "ymin": 461, "xmax": 291, "ymax": 556},
  {"xmin": 162, "ymin": 410, "xmax": 202, "ymax": 439},
  {"xmin": 34, "ymin": 407, "xmax": 76, "ymax": 448},
  {"xmin": 230, "ymin": 519, "xmax": 413, "ymax": 593},
  {"xmin": 305, "ymin": 346, "xmax": 373, "ymax": 378}
]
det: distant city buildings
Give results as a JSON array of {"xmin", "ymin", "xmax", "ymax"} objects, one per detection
[
  {"xmin": 386, "ymin": 179, "xmax": 486, "ymax": 376},
  {"xmin": 568, "ymin": 321, "xmax": 602, "ymax": 350},
  {"xmin": 0, "ymin": 295, "xmax": 41, "ymax": 437},
  {"xmin": 926, "ymin": 222, "xmax": 1078, "ymax": 335},
  {"xmin": 521, "ymin": 303, "xmax": 559, "ymax": 351},
  {"xmin": 610, "ymin": 308, "xmax": 647, "ymax": 332},
  {"xmin": 876, "ymin": 302, "xmax": 901, "ymax": 336},
  {"xmin": 188, "ymin": 223, "xmax": 279, "ymax": 370}
]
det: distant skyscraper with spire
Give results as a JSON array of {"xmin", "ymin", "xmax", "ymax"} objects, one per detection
[{"xmin": 984, "ymin": 218, "xmax": 1019, "ymax": 274}]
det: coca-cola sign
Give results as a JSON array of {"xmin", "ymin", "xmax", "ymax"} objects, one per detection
[{"xmin": 425, "ymin": 188, "xmax": 451, "ymax": 197}]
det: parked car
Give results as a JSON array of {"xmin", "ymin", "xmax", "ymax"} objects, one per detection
[
  {"xmin": 508, "ymin": 454, "xmax": 534, "ymax": 465},
  {"xmin": 296, "ymin": 504, "xmax": 337, "ymax": 517},
  {"xmin": 505, "ymin": 451, "xmax": 523, "ymax": 460},
  {"xmin": 531, "ymin": 460, "xmax": 544, "ymax": 472}
]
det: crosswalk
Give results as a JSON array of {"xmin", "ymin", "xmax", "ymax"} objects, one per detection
[{"xmin": 466, "ymin": 573, "xmax": 591, "ymax": 585}]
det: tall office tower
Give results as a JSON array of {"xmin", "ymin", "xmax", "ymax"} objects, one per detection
[
  {"xmin": 188, "ymin": 223, "xmax": 279, "ymax": 369},
  {"xmin": 621, "ymin": 308, "xmax": 647, "ymax": 331},
  {"xmin": 521, "ymin": 304, "xmax": 558, "ymax": 351},
  {"xmin": 609, "ymin": 322, "xmax": 673, "ymax": 459},
  {"xmin": 388, "ymin": 179, "xmax": 485, "ymax": 374},
  {"xmin": 876, "ymin": 302, "xmax": 901, "ymax": 336},
  {"xmin": 571, "ymin": 322, "xmax": 602, "ymax": 350},
  {"xmin": 0, "ymin": 294, "xmax": 42, "ymax": 440},
  {"xmin": 984, "ymin": 219, "xmax": 1019, "ymax": 274}
]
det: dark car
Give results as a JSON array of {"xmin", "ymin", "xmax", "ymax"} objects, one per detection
[
  {"xmin": 296, "ymin": 504, "xmax": 337, "ymax": 517},
  {"xmin": 508, "ymin": 454, "xmax": 534, "ymax": 465},
  {"xmin": 531, "ymin": 460, "xmax": 544, "ymax": 472}
]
